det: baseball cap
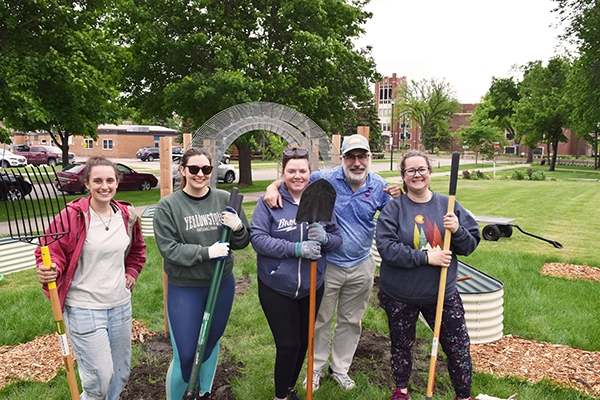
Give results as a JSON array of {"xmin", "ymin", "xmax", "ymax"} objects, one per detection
[{"xmin": 341, "ymin": 134, "xmax": 370, "ymax": 155}]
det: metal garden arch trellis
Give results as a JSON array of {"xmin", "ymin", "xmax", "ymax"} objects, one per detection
[{"xmin": 191, "ymin": 102, "xmax": 332, "ymax": 186}]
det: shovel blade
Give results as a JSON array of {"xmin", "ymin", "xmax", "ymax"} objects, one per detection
[{"xmin": 295, "ymin": 179, "xmax": 337, "ymax": 224}]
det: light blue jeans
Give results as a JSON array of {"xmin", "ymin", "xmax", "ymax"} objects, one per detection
[{"xmin": 64, "ymin": 302, "xmax": 132, "ymax": 400}]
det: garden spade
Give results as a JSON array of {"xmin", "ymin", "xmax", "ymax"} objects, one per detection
[{"xmin": 295, "ymin": 178, "xmax": 337, "ymax": 400}]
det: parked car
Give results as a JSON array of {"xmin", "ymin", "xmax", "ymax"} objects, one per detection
[
  {"xmin": 136, "ymin": 146, "xmax": 160, "ymax": 162},
  {"xmin": 0, "ymin": 150, "xmax": 27, "ymax": 168},
  {"xmin": 172, "ymin": 156, "xmax": 236, "ymax": 187},
  {"xmin": 12, "ymin": 144, "xmax": 75, "ymax": 166},
  {"xmin": 173, "ymin": 146, "xmax": 184, "ymax": 155},
  {"xmin": 55, "ymin": 162, "xmax": 158, "ymax": 194},
  {"xmin": 0, "ymin": 173, "xmax": 33, "ymax": 201}
]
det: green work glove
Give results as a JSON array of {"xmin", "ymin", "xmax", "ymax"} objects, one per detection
[{"xmin": 294, "ymin": 241, "xmax": 321, "ymax": 260}]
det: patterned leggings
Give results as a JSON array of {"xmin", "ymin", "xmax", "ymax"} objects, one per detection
[{"xmin": 378, "ymin": 289, "xmax": 472, "ymax": 399}]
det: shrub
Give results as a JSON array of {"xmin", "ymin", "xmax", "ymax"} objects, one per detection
[
  {"xmin": 531, "ymin": 171, "xmax": 546, "ymax": 181},
  {"xmin": 512, "ymin": 170, "xmax": 525, "ymax": 180},
  {"xmin": 527, "ymin": 168, "xmax": 535, "ymax": 178},
  {"xmin": 462, "ymin": 170, "xmax": 471, "ymax": 179}
]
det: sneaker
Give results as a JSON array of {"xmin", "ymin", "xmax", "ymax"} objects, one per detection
[
  {"xmin": 327, "ymin": 365, "xmax": 356, "ymax": 390},
  {"xmin": 391, "ymin": 388, "xmax": 411, "ymax": 400},
  {"xmin": 198, "ymin": 393, "xmax": 211, "ymax": 400},
  {"xmin": 302, "ymin": 369, "xmax": 323, "ymax": 391},
  {"xmin": 452, "ymin": 398, "xmax": 473, "ymax": 400},
  {"xmin": 287, "ymin": 388, "xmax": 301, "ymax": 400}
]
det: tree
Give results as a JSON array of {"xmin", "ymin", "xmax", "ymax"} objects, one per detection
[
  {"xmin": 396, "ymin": 78, "xmax": 460, "ymax": 153},
  {"xmin": 513, "ymin": 57, "xmax": 573, "ymax": 171},
  {"xmin": 342, "ymin": 98, "xmax": 383, "ymax": 152},
  {"xmin": 118, "ymin": 0, "xmax": 379, "ymax": 185},
  {"xmin": 0, "ymin": 0, "xmax": 124, "ymax": 166},
  {"xmin": 487, "ymin": 77, "xmax": 520, "ymax": 140},
  {"xmin": 555, "ymin": 0, "xmax": 600, "ymax": 168},
  {"xmin": 456, "ymin": 98, "xmax": 506, "ymax": 164}
]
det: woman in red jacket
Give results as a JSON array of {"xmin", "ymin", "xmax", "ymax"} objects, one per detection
[{"xmin": 36, "ymin": 156, "xmax": 146, "ymax": 400}]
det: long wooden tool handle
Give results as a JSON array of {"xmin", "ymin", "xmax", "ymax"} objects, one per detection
[
  {"xmin": 426, "ymin": 152, "xmax": 460, "ymax": 400},
  {"xmin": 306, "ymin": 260, "xmax": 317, "ymax": 400},
  {"xmin": 41, "ymin": 246, "xmax": 80, "ymax": 400}
]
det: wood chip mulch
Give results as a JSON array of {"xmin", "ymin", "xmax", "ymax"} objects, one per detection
[
  {"xmin": 0, "ymin": 319, "xmax": 156, "ymax": 388},
  {"xmin": 541, "ymin": 262, "xmax": 600, "ymax": 283},
  {"xmin": 472, "ymin": 335, "xmax": 600, "ymax": 397}
]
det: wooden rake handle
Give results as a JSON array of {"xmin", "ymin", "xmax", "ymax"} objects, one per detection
[{"xmin": 41, "ymin": 246, "xmax": 79, "ymax": 400}]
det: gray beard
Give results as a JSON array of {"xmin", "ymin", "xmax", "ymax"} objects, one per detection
[{"xmin": 344, "ymin": 168, "xmax": 367, "ymax": 185}]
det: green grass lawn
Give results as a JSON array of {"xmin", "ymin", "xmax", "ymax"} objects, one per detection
[{"xmin": 1, "ymin": 166, "xmax": 599, "ymax": 399}]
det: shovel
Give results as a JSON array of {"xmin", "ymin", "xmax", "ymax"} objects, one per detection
[
  {"xmin": 182, "ymin": 187, "xmax": 244, "ymax": 400},
  {"xmin": 426, "ymin": 152, "xmax": 460, "ymax": 400},
  {"xmin": 295, "ymin": 178, "xmax": 337, "ymax": 400}
]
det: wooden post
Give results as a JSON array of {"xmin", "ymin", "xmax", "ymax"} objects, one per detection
[
  {"xmin": 183, "ymin": 133, "xmax": 191, "ymax": 150},
  {"xmin": 331, "ymin": 134, "xmax": 341, "ymax": 167},
  {"xmin": 357, "ymin": 126, "xmax": 370, "ymax": 141},
  {"xmin": 159, "ymin": 137, "xmax": 173, "ymax": 336}
]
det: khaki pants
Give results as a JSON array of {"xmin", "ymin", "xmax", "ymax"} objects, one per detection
[{"xmin": 312, "ymin": 257, "xmax": 376, "ymax": 374}]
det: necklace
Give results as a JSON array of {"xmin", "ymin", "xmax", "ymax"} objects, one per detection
[{"xmin": 90, "ymin": 204, "xmax": 113, "ymax": 231}]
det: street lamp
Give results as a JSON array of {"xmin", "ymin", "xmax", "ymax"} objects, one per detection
[
  {"xmin": 401, "ymin": 113, "xmax": 407, "ymax": 150},
  {"xmin": 389, "ymin": 99, "xmax": 395, "ymax": 171}
]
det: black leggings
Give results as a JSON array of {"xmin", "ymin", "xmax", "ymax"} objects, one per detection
[{"xmin": 258, "ymin": 278, "xmax": 324, "ymax": 398}]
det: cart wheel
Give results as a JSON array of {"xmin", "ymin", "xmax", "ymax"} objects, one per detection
[
  {"xmin": 498, "ymin": 224, "xmax": 513, "ymax": 238},
  {"xmin": 482, "ymin": 224, "xmax": 501, "ymax": 241}
]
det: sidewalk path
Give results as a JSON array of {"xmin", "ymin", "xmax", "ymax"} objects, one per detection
[{"xmin": 0, "ymin": 164, "xmax": 528, "ymax": 236}]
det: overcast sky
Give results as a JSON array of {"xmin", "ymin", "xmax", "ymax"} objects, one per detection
[{"xmin": 354, "ymin": 0, "xmax": 566, "ymax": 104}]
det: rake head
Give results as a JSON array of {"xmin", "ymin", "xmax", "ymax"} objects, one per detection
[{"xmin": 1, "ymin": 166, "xmax": 70, "ymax": 246}]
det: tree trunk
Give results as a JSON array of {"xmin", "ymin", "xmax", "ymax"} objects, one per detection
[
  {"xmin": 595, "ymin": 132, "xmax": 599, "ymax": 170},
  {"xmin": 550, "ymin": 140, "xmax": 559, "ymax": 171},
  {"xmin": 526, "ymin": 147, "xmax": 533, "ymax": 163},
  {"xmin": 236, "ymin": 141, "xmax": 254, "ymax": 186}
]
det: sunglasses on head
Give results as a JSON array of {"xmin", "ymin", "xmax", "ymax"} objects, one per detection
[
  {"xmin": 283, "ymin": 149, "xmax": 309, "ymax": 158},
  {"xmin": 186, "ymin": 165, "xmax": 213, "ymax": 175}
]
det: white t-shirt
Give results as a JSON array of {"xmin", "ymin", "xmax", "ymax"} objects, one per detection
[{"xmin": 65, "ymin": 209, "xmax": 131, "ymax": 309}]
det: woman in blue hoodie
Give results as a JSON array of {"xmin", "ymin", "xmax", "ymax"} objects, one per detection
[{"xmin": 251, "ymin": 147, "xmax": 342, "ymax": 400}]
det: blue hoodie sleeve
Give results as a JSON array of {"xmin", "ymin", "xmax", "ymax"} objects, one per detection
[{"xmin": 250, "ymin": 196, "xmax": 298, "ymax": 258}]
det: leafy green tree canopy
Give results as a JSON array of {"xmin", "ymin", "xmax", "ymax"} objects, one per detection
[
  {"xmin": 396, "ymin": 78, "xmax": 460, "ymax": 152},
  {"xmin": 118, "ymin": 0, "xmax": 379, "ymax": 184},
  {"xmin": 119, "ymin": 0, "xmax": 378, "ymax": 134},
  {"xmin": 513, "ymin": 57, "xmax": 573, "ymax": 170},
  {"xmin": 0, "ymin": 0, "xmax": 125, "ymax": 165}
]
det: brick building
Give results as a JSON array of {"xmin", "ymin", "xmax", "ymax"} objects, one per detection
[
  {"xmin": 374, "ymin": 74, "xmax": 590, "ymax": 157},
  {"xmin": 10, "ymin": 122, "xmax": 181, "ymax": 158},
  {"xmin": 374, "ymin": 73, "xmax": 408, "ymax": 150}
]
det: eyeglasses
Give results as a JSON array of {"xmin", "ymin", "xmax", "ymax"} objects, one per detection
[
  {"xmin": 186, "ymin": 165, "xmax": 213, "ymax": 175},
  {"xmin": 283, "ymin": 149, "xmax": 309, "ymax": 158},
  {"xmin": 343, "ymin": 153, "xmax": 369, "ymax": 161},
  {"xmin": 403, "ymin": 167, "xmax": 430, "ymax": 177}
]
